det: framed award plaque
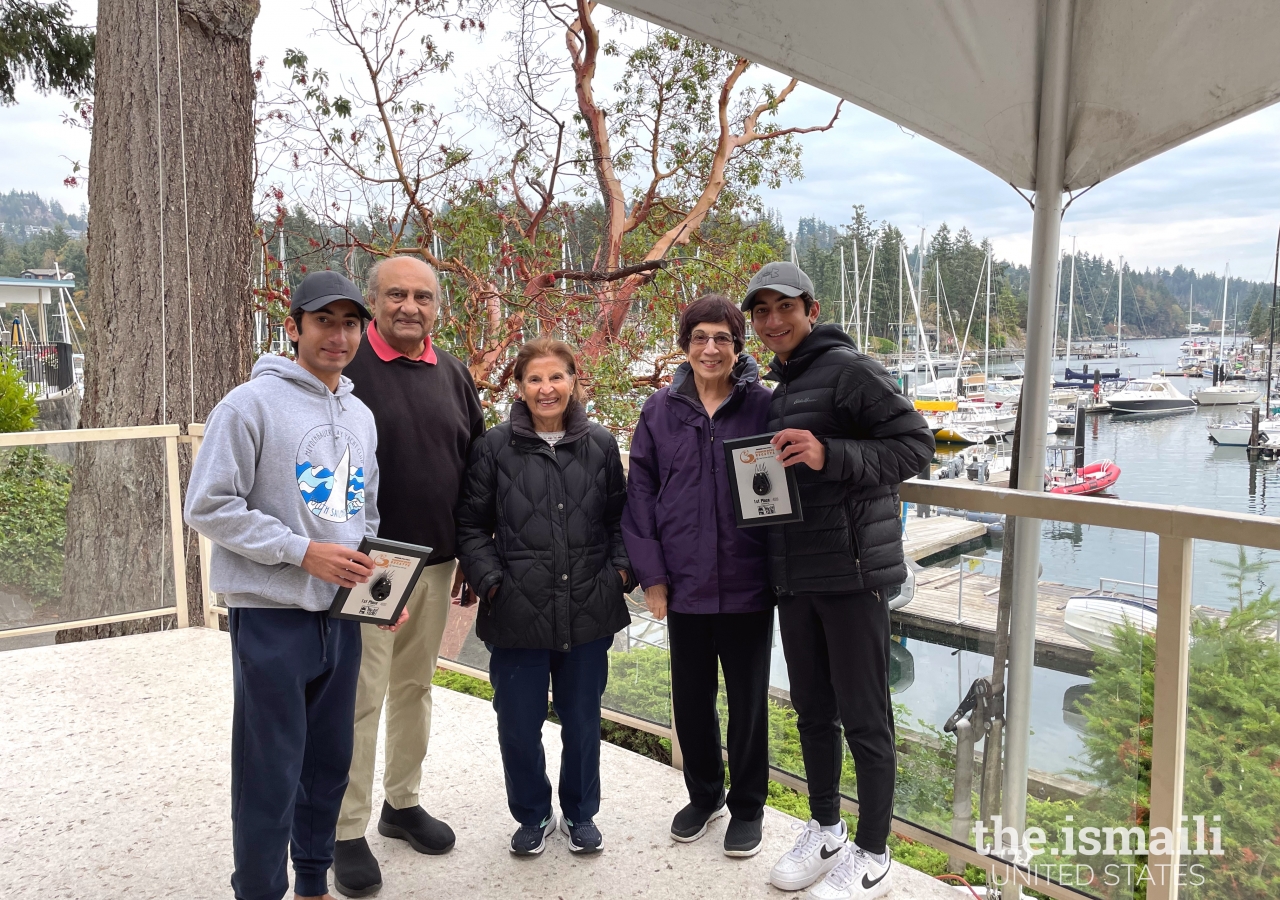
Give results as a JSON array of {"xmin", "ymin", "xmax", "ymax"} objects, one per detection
[
  {"xmin": 721, "ymin": 432, "xmax": 804, "ymax": 528},
  {"xmin": 329, "ymin": 537, "xmax": 433, "ymax": 625}
]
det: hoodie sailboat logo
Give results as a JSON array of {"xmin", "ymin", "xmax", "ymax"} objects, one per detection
[{"xmin": 296, "ymin": 425, "xmax": 366, "ymax": 522}]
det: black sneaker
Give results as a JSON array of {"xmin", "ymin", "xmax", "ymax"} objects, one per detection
[
  {"xmin": 333, "ymin": 837, "xmax": 382, "ymax": 898},
  {"xmin": 510, "ymin": 814, "xmax": 557, "ymax": 856},
  {"xmin": 376, "ymin": 801, "xmax": 456, "ymax": 855},
  {"xmin": 724, "ymin": 814, "xmax": 764, "ymax": 858},
  {"xmin": 560, "ymin": 815, "xmax": 604, "ymax": 854},
  {"xmin": 670, "ymin": 798, "xmax": 729, "ymax": 842}
]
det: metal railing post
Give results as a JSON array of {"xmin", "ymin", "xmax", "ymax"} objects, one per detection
[
  {"xmin": 1147, "ymin": 535, "xmax": 1193, "ymax": 900},
  {"xmin": 950, "ymin": 716, "xmax": 975, "ymax": 873},
  {"xmin": 164, "ymin": 433, "xmax": 189, "ymax": 628},
  {"xmin": 957, "ymin": 558, "xmax": 965, "ymax": 624}
]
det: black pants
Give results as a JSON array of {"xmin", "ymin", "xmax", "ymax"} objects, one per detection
[
  {"xmin": 488, "ymin": 636, "xmax": 611, "ymax": 826},
  {"xmin": 777, "ymin": 591, "xmax": 896, "ymax": 854},
  {"xmin": 228, "ymin": 607, "xmax": 362, "ymax": 900},
  {"xmin": 668, "ymin": 608, "xmax": 773, "ymax": 821}
]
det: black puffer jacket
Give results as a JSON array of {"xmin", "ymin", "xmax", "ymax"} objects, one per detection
[
  {"xmin": 764, "ymin": 325, "xmax": 934, "ymax": 596},
  {"xmin": 455, "ymin": 399, "xmax": 633, "ymax": 650}
]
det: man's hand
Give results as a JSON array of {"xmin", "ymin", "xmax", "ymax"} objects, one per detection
[
  {"xmin": 300, "ymin": 542, "xmax": 374, "ymax": 588},
  {"xmin": 450, "ymin": 566, "xmax": 468, "ymax": 605},
  {"xmin": 644, "ymin": 584, "xmax": 668, "ymax": 621},
  {"xmin": 772, "ymin": 428, "xmax": 826, "ymax": 471},
  {"xmin": 378, "ymin": 609, "xmax": 410, "ymax": 632}
]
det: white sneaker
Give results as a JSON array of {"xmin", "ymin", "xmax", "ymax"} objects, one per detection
[
  {"xmin": 769, "ymin": 820, "xmax": 847, "ymax": 891},
  {"xmin": 808, "ymin": 844, "xmax": 893, "ymax": 900}
]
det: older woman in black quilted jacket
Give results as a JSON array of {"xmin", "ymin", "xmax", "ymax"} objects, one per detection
[{"xmin": 455, "ymin": 337, "xmax": 633, "ymax": 859}]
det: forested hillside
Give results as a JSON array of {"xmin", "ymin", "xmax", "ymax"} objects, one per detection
[{"xmin": 795, "ymin": 209, "xmax": 1274, "ymax": 346}]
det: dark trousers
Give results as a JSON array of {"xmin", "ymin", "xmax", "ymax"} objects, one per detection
[
  {"xmin": 777, "ymin": 590, "xmax": 896, "ymax": 854},
  {"xmin": 668, "ymin": 608, "xmax": 773, "ymax": 820},
  {"xmin": 488, "ymin": 636, "xmax": 611, "ymax": 826},
  {"xmin": 229, "ymin": 607, "xmax": 362, "ymax": 900}
]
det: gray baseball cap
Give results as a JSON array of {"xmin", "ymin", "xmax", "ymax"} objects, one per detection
[
  {"xmin": 741, "ymin": 261, "xmax": 815, "ymax": 311},
  {"xmin": 289, "ymin": 270, "xmax": 372, "ymax": 320}
]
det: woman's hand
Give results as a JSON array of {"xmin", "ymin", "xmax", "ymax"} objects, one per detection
[{"xmin": 644, "ymin": 584, "xmax": 668, "ymax": 621}]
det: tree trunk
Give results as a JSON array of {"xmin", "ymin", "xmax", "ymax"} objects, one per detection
[{"xmin": 56, "ymin": 0, "xmax": 258, "ymax": 642}]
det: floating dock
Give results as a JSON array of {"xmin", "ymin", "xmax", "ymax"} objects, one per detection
[
  {"xmin": 895, "ymin": 567, "xmax": 1096, "ymax": 673},
  {"xmin": 902, "ymin": 514, "xmax": 988, "ymax": 561}
]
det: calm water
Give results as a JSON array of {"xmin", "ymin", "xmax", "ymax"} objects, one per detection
[{"xmin": 777, "ymin": 337, "xmax": 1280, "ymax": 777}]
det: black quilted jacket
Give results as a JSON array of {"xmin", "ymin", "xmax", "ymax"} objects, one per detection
[
  {"xmin": 764, "ymin": 325, "xmax": 935, "ymax": 596},
  {"xmin": 455, "ymin": 399, "xmax": 633, "ymax": 650}
]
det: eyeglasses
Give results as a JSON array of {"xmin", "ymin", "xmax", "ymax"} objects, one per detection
[{"xmin": 690, "ymin": 333, "xmax": 735, "ymax": 348}]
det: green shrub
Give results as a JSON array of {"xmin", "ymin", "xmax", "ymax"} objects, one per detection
[
  {"xmin": 0, "ymin": 348, "xmax": 37, "ymax": 433},
  {"xmin": 0, "ymin": 447, "xmax": 70, "ymax": 603}
]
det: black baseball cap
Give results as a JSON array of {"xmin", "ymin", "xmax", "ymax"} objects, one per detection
[
  {"xmin": 289, "ymin": 270, "xmax": 372, "ymax": 320},
  {"xmin": 741, "ymin": 261, "xmax": 815, "ymax": 311}
]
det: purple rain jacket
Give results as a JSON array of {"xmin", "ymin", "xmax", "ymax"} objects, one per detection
[{"xmin": 622, "ymin": 353, "xmax": 774, "ymax": 614}]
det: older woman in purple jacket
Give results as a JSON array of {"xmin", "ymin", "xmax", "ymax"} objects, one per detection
[{"xmin": 623, "ymin": 293, "xmax": 774, "ymax": 858}]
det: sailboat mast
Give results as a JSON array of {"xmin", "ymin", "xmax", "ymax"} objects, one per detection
[
  {"xmin": 865, "ymin": 239, "xmax": 877, "ymax": 351},
  {"xmin": 984, "ymin": 249, "xmax": 991, "ymax": 383},
  {"xmin": 1267, "ymin": 227, "xmax": 1279, "ymax": 412},
  {"xmin": 935, "ymin": 261, "xmax": 941, "ymax": 365},
  {"xmin": 1052, "ymin": 253, "xmax": 1063, "ymax": 360},
  {"xmin": 1220, "ymin": 263, "xmax": 1231, "ymax": 365},
  {"xmin": 897, "ymin": 245, "xmax": 905, "ymax": 387},
  {"xmin": 851, "ymin": 240, "xmax": 861, "ymax": 347},
  {"xmin": 1117, "ymin": 256, "xmax": 1124, "ymax": 358},
  {"xmin": 1065, "ymin": 237, "xmax": 1076, "ymax": 370},
  {"xmin": 840, "ymin": 245, "xmax": 847, "ymax": 333}
]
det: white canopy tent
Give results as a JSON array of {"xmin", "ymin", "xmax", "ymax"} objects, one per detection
[
  {"xmin": 608, "ymin": 0, "xmax": 1280, "ymax": 190},
  {"xmin": 611, "ymin": 2, "xmax": 1280, "ymax": 897}
]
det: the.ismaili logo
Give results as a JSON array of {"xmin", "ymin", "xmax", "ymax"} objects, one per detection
[{"xmin": 295, "ymin": 425, "xmax": 366, "ymax": 522}]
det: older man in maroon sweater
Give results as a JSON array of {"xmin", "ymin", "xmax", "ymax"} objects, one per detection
[{"xmin": 333, "ymin": 256, "xmax": 484, "ymax": 898}]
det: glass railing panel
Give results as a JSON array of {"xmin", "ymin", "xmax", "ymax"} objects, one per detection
[
  {"xmin": 0, "ymin": 438, "xmax": 177, "ymax": 642},
  {"xmin": 434, "ymin": 585, "xmax": 673, "ymax": 729},
  {"xmin": 1180, "ymin": 539, "xmax": 1279, "ymax": 900}
]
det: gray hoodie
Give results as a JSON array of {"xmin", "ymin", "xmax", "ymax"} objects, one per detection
[{"xmin": 184, "ymin": 355, "xmax": 380, "ymax": 611}]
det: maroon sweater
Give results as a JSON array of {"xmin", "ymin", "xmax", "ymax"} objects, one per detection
[{"xmin": 343, "ymin": 331, "xmax": 484, "ymax": 564}]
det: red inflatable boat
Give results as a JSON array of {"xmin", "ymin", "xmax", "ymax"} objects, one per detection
[{"xmin": 1046, "ymin": 459, "xmax": 1121, "ymax": 495}]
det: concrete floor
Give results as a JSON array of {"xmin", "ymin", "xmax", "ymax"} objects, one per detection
[{"xmin": 0, "ymin": 628, "xmax": 957, "ymax": 900}]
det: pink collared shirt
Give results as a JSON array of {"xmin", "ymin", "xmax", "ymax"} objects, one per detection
[{"xmin": 367, "ymin": 319, "xmax": 437, "ymax": 365}]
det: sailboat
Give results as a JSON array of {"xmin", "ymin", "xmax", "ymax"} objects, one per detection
[{"xmin": 316, "ymin": 445, "xmax": 353, "ymax": 523}]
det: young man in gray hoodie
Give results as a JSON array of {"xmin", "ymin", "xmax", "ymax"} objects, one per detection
[{"xmin": 186, "ymin": 271, "xmax": 399, "ymax": 900}]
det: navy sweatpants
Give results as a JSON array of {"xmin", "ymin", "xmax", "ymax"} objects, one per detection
[
  {"xmin": 487, "ymin": 636, "xmax": 611, "ymax": 827},
  {"xmin": 229, "ymin": 607, "xmax": 362, "ymax": 900}
]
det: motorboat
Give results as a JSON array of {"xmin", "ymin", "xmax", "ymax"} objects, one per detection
[
  {"xmin": 1107, "ymin": 376, "xmax": 1196, "ymax": 416},
  {"xmin": 1207, "ymin": 419, "xmax": 1280, "ymax": 447},
  {"xmin": 1046, "ymin": 459, "xmax": 1121, "ymax": 496},
  {"xmin": 1063, "ymin": 592, "xmax": 1157, "ymax": 652},
  {"xmin": 1192, "ymin": 383, "xmax": 1261, "ymax": 405},
  {"xmin": 1050, "ymin": 404, "xmax": 1078, "ymax": 432},
  {"xmin": 933, "ymin": 423, "xmax": 1004, "ymax": 445}
]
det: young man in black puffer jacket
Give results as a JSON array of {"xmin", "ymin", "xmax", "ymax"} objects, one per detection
[{"xmin": 742, "ymin": 262, "xmax": 934, "ymax": 900}]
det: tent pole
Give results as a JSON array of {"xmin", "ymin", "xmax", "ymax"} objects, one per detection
[{"xmin": 1001, "ymin": 0, "xmax": 1074, "ymax": 881}]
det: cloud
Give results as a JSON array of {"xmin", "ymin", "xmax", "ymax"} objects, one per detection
[{"xmin": 758, "ymin": 82, "xmax": 1280, "ymax": 278}]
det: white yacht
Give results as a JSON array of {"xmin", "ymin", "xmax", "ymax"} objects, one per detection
[
  {"xmin": 1192, "ymin": 383, "xmax": 1261, "ymax": 406},
  {"xmin": 1108, "ymin": 376, "xmax": 1196, "ymax": 416}
]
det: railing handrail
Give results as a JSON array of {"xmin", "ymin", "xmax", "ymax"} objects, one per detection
[
  {"xmin": 901, "ymin": 477, "xmax": 1280, "ymax": 550},
  {"xmin": 0, "ymin": 424, "xmax": 181, "ymax": 447}
]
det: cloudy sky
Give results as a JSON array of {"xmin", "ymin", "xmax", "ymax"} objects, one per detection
[{"xmin": 5, "ymin": 2, "xmax": 1280, "ymax": 282}]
